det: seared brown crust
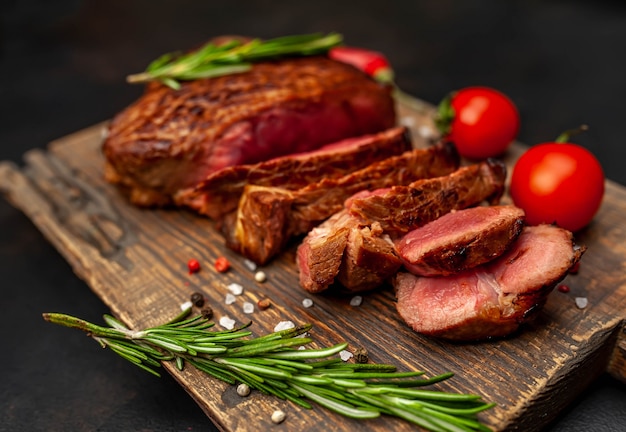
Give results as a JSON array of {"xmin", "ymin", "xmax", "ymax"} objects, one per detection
[
  {"xmin": 230, "ymin": 141, "xmax": 460, "ymax": 264},
  {"xmin": 397, "ymin": 205, "xmax": 526, "ymax": 276},
  {"xmin": 348, "ymin": 159, "xmax": 507, "ymax": 235},
  {"xmin": 103, "ymin": 55, "xmax": 396, "ymax": 206}
]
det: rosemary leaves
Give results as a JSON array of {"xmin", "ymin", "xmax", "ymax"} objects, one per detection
[
  {"xmin": 126, "ymin": 33, "xmax": 343, "ymax": 90},
  {"xmin": 43, "ymin": 308, "xmax": 495, "ymax": 431}
]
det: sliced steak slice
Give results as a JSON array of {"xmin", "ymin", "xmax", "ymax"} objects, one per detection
[
  {"xmin": 187, "ymin": 127, "xmax": 411, "ymax": 219},
  {"xmin": 230, "ymin": 141, "xmax": 460, "ymax": 264},
  {"xmin": 336, "ymin": 222, "xmax": 403, "ymax": 292},
  {"xmin": 297, "ymin": 211, "xmax": 353, "ymax": 293},
  {"xmin": 394, "ymin": 224, "xmax": 586, "ymax": 341},
  {"xmin": 103, "ymin": 54, "xmax": 396, "ymax": 207},
  {"xmin": 396, "ymin": 205, "xmax": 526, "ymax": 276},
  {"xmin": 297, "ymin": 162, "xmax": 507, "ymax": 293},
  {"xmin": 348, "ymin": 159, "xmax": 507, "ymax": 235}
]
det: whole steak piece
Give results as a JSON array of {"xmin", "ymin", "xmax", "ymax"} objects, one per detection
[
  {"xmin": 102, "ymin": 55, "xmax": 396, "ymax": 206},
  {"xmin": 394, "ymin": 224, "xmax": 586, "ymax": 341},
  {"xmin": 396, "ymin": 205, "xmax": 526, "ymax": 276}
]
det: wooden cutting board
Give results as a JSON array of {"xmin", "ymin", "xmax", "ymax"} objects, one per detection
[{"xmin": 1, "ymin": 95, "xmax": 624, "ymax": 432}]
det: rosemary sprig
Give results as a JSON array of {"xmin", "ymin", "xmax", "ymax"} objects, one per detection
[
  {"xmin": 126, "ymin": 32, "xmax": 343, "ymax": 90},
  {"xmin": 43, "ymin": 308, "xmax": 495, "ymax": 431}
]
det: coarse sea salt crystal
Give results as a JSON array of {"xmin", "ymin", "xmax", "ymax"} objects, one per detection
[
  {"xmin": 219, "ymin": 316, "xmax": 236, "ymax": 330},
  {"xmin": 339, "ymin": 350, "xmax": 354, "ymax": 362},
  {"xmin": 274, "ymin": 320, "xmax": 295, "ymax": 332},
  {"xmin": 225, "ymin": 293, "xmax": 236, "ymax": 305},
  {"xmin": 180, "ymin": 301, "xmax": 193, "ymax": 311},
  {"xmin": 243, "ymin": 301, "xmax": 254, "ymax": 314},
  {"xmin": 227, "ymin": 283, "xmax": 244, "ymax": 295},
  {"xmin": 243, "ymin": 259, "xmax": 257, "ymax": 272},
  {"xmin": 399, "ymin": 116, "xmax": 415, "ymax": 128},
  {"xmin": 418, "ymin": 125, "xmax": 436, "ymax": 140},
  {"xmin": 575, "ymin": 297, "xmax": 588, "ymax": 309},
  {"xmin": 302, "ymin": 298, "xmax": 314, "ymax": 308},
  {"xmin": 349, "ymin": 296, "xmax": 363, "ymax": 307}
]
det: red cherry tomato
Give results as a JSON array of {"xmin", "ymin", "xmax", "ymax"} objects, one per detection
[
  {"xmin": 328, "ymin": 46, "xmax": 394, "ymax": 83},
  {"xmin": 437, "ymin": 86, "xmax": 520, "ymax": 160},
  {"xmin": 510, "ymin": 141, "xmax": 604, "ymax": 232}
]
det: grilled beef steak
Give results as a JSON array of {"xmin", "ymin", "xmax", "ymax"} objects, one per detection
[
  {"xmin": 226, "ymin": 141, "xmax": 460, "ymax": 264},
  {"xmin": 297, "ymin": 161, "xmax": 508, "ymax": 293},
  {"xmin": 394, "ymin": 224, "xmax": 586, "ymax": 341},
  {"xmin": 397, "ymin": 205, "xmax": 525, "ymax": 276},
  {"xmin": 348, "ymin": 159, "xmax": 507, "ymax": 235},
  {"xmin": 103, "ymin": 55, "xmax": 396, "ymax": 206},
  {"xmin": 188, "ymin": 127, "xmax": 411, "ymax": 219}
]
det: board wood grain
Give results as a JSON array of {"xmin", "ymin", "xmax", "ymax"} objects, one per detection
[{"xmin": 1, "ymin": 95, "xmax": 624, "ymax": 432}]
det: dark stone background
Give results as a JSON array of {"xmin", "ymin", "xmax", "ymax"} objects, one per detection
[{"xmin": 1, "ymin": 1, "xmax": 625, "ymax": 431}]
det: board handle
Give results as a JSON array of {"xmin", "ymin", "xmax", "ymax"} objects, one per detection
[{"xmin": 607, "ymin": 321, "xmax": 626, "ymax": 384}]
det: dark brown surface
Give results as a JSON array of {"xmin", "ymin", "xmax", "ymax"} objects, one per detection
[{"xmin": 2, "ymin": 1, "xmax": 626, "ymax": 431}]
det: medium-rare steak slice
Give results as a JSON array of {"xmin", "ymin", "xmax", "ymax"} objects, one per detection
[
  {"xmin": 396, "ymin": 205, "xmax": 525, "ymax": 276},
  {"xmin": 348, "ymin": 159, "xmax": 507, "ymax": 235},
  {"xmin": 297, "ymin": 161, "xmax": 508, "ymax": 293},
  {"xmin": 336, "ymin": 222, "xmax": 403, "ymax": 292},
  {"xmin": 187, "ymin": 127, "xmax": 411, "ymax": 219},
  {"xmin": 394, "ymin": 224, "xmax": 586, "ymax": 341},
  {"xmin": 229, "ymin": 141, "xmax": 460, "ymax": 264},
  {"xmin": 103, "ymin": 55, "xmax": 396, "ymax": 206}
]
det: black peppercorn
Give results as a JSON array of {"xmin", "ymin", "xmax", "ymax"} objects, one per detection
[{"xmin": 190, "ymin": 292, "xmax": 205, "ymax": 307}]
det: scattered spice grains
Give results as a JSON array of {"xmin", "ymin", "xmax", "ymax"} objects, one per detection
[
  {"xmin": 187, "ymin": 259, "xmax": 201, "ymax": 274},
  {"xmin": 339, "ymin": 350, "xmax": 354, "ymax": 362},
  {"xmin": 349, "ymin": 296, "xmax": 363, "ymax": 307},
  {"xmin": 274, "ymin": 321, "xmax": 295, "ymax": 332},
  {"xmin": 236, "ymin": 383, "xmax": 251, "ymax": 397},
  {"xmin": 575, "ymin": 297, "xmax": 589, "ymax": 309},
  {"xmin": 257, "ymin": 298, "xmax": 271, "ymax": 310},
  {"xmin": 225, "ymin": 293, "xmax": 236, "ymax": 305},
  {"xmin": 243, "ymin": 301, "xmax": 255, "ymax": 314},
  {"xmin": 243, "ymin": 258, "xmax": 258, "ymax": 272},
  {"xmin": 219, "ymin": 316, "xmax": 236, "ymax": 330},
  {"xmin": 190, "ymin": 292, "xmax": 205, "ymax": 307},
  {"xmin": 557, "ymin": 284, "xmax": 571, "ymax": 293},
  {"xmin": 302, "ymin": 298, "xmax": 314, "ymax": 308},
  {"xmin": 200, "ymin": 306, "xmax": 213, "ymax": 319},
  {"xmin": 227, "ymin": 283, "xmax": 244, "ymax": 296},
  {"xmin": 214, "ymin": 256, "xmax": 231, "ymax": 273},
  {"xmin": 254, "ymin": 271, "xmax": 267, "ymax": 283},
  {"xmin": 271, "ymin": 409, "xmax": 286, "ymax": 424},
  {"xmin": 354, "ymin": 347, "xmax": 369, "ymax": 364}
]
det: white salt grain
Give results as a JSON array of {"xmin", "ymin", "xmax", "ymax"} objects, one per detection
[
  {"xmin": 339, "ymin": 350, "xmax": 354, "ymax": 362},
  {"xmin": 227, "ymin": 283, "xmax": 244, "ymax": 295},
  {"xmin": 219, "ymin": 316, "xmax": 236, "ymax": 330},
  {"xmin": 399, "ymin": 116, "xmax": 415, "ymax": 128},
  {"xmin": 243, "ymin": 301, "xmax": 254, "ymax": 314},
  {"xmin": 349, "ymin": 296, "xmax": 363, "ymax": 307},
  {"xmin": 575, "ymin": 297, "xmax": 588, "ymax": 309},
  {"xmin": 274, "ymin": 320, "xmax": 295, "ymax": 332},
  {"xmin": 298, "ymin": 346, "xmax": 306, "ymax": 350},
  {"xmin": 302, "ymin": 298, "xmax": 314, "ymax": 308},
  {"xmin": 225, "ymin": 293, "xmax": 236, "ymax": 305},
  {"xmin": 243, "ymin": 258, "xmax": 258, "ymax": 271},
  {"xmin": 180, "ymin": 301, "xmax": 193, "ymax": 311},
  {"xmin": 418, "ymin": 125, "xmax": 437, "ymax": 140}
]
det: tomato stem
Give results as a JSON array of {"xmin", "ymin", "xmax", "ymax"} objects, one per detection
[{"xmin": 555, "ymin": 124, "xmax": 589, "ymax": 143}]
